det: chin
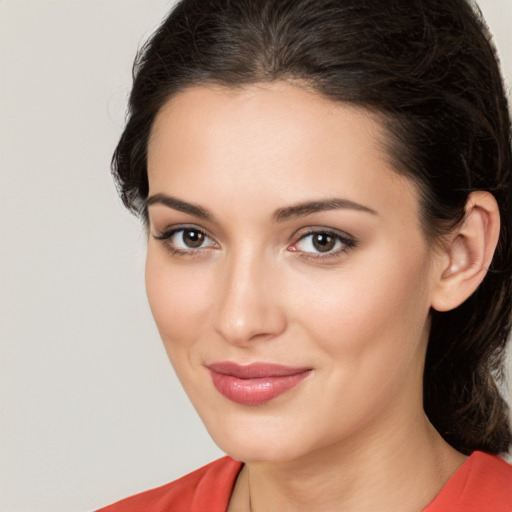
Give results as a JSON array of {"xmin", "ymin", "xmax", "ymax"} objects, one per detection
[
  {"xmin": 200, "ymin": 411, "xmax": 323, "ymax": 464},
  {"xmin": 216, "ymin": 435, "xmax": 307, "ymax": 464}
]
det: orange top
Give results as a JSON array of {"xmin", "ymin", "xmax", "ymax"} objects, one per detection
[{"xmin": 97, "ymin": 451, "xmax": 512, "ymax": 512}]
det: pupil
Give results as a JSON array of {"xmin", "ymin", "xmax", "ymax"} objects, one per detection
[
  {"xmin": 183, "ymin": 230, "xmax": 204, "ymax": 248},
  {"xmin": 313, "ymin": 234, "xmax": 335, "ymax": 252}
]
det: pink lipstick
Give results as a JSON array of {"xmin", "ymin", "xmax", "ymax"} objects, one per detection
[{"xmin": 208, "ymin": 362, "xmax": 312, "ymax": 406}]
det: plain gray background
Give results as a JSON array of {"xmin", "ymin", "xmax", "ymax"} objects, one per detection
[{"xmin": 0, "ymin": 1, "xmax": 510, "ymax": 511}]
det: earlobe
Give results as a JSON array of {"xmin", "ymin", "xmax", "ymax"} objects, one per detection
[{"xmin": 431, "ymin": 191, "xmax": 500, "ymax": 312}]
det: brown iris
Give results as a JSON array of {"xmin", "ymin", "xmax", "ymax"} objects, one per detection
[
  {"xmin": 182, "ymin": 229, "xmax": 205, "ymax": 248},
  {"xmin": 312, "ymin": 233, "xmax": 336, "ymax": 252}
]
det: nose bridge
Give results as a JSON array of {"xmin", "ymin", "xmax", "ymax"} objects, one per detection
[{"xmin": 214, "ymin": 244, "xmax": 285, "ymax": 345}]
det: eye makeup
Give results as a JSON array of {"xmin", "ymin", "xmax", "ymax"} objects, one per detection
[{"xmin": 152, "ymin": 223, "xmax": 357, "ymax": 263}]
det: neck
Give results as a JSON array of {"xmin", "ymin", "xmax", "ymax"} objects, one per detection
[{"xmin": 231, "ymin": 410, "xmax": 466, "ymax": 512}]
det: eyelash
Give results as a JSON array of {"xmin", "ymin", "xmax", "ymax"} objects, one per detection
[
  {"xmin": 291, "ymin": 229, "xmax": 356, "ymax": 261},
  {"xmin": 153, "ymin": 226, "xmax": 216, "ymax": 257},
  {"xmin": 152, "ymin": 226, "xmax": 356, "ymax": 260}
]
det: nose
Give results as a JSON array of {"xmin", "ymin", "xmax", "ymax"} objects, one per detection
[{"xmin": 213, "ymin": 250, "xmax": 287, "ymax": 346}]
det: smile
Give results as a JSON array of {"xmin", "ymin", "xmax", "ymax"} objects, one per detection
[{"xmin": 207, "ymin": 362, "xmax": 312, "ymax": 406}]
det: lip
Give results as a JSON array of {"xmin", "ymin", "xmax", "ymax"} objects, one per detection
[{"xmin": 207, "ymin": 362, "xmax": 312, "ymax": 406}]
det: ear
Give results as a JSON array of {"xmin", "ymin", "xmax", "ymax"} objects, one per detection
[{"xmin": 430, "ymin": 191, "xmax": 500, "ymax": 312}]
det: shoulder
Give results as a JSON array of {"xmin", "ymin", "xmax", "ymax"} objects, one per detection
[
  {"xmin": 96, "ymin": 456, "xmax": 243, "ymax": 512},
  {"xmin": 425, "ymin": 451, "xmax": 512, "ymax": 512}
]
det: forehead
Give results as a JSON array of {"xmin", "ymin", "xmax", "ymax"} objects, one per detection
[
  {"xmin": 147, "ymin": 81, "xmax": 420, "ymax": 226},
  {"xmin": 149, "ymin": 82, "xmax": 386, "ymax": 165}
]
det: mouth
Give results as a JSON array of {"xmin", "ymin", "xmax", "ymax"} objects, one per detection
[{"xmin": 207, "ymin": 361, "xmax": 312, "ymax": 406}]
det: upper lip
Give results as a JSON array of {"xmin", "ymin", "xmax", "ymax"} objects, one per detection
[{"xmin": 207, "ymin": 361, "xmax": 312, "ymax": 379}]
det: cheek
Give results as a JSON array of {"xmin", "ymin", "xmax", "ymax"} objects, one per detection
[
  {"xmin": 278, "ymin": 248, "xmax": 433, "ymax": 442},
  {"xmin": 289, "ymin": 244, "xmax": 432, "ymax": 373},
  {"xmin": 145, "ymin": 248, "xmax": 213, "ymax": 354}
]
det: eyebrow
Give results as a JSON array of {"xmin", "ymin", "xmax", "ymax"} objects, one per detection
[
  {"xmin": 144, "ymin": 193, "xmax": 377, "ymax": 222},
  {"xmin": 272, "ymin": 198, "xmax": 378, "ymax": 222},
  {"xmin": 145, "ymin": 193, "xmax": 213, "ymax": 220}
]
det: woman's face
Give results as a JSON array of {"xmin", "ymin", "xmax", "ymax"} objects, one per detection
[{"xmin": 145, "ymin": 82, "xmax": 441, "ymax": 463}]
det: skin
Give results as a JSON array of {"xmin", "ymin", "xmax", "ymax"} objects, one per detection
[{"xmin": 144, "ymin": 81, "xmax": 497, "ymax": 511}]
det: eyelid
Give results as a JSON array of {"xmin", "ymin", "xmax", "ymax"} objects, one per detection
[
  {"xmin": 153, "ymin": 223, "xmax": 211, "ymax": 239},
  {"xmin": 152, "ymin": 224, "xmax": 219, "ymax": 253},
  {"xmin": 292, "ymin": 226, "xmax": 356, "ymax": 243},
  {"xmin": 288, "ymin": 227, "xmax": 357, "ymax": 257}
]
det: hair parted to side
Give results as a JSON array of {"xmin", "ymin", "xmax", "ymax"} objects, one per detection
[{"xmin": 113, "ymin": 0, "xmax": 512, "ymax": 455}]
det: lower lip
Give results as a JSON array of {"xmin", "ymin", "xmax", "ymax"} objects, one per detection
[{"xmin": 209, "ymin": 370, "xmax": 311, "ymax": 406}]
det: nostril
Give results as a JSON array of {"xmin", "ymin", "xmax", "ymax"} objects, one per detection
[
  {"xmin": 213, "ymin": 292, "xmax": 287, "ymax": 346},
  {"xmin": 212, "ymin": 257, "xmax": 287, "ymax": 345}
]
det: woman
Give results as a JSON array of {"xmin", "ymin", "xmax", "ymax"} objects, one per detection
[{"xmin": 99, "ymin": 0, "xmax": 512, "ymax": 510}]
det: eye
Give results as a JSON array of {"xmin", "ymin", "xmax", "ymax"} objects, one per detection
[
  {"xmin": 290, "ymin": 230, "xmax": 355, "ymax": 257},
  {"xmin": 172, "ymin": 228, "xmax": 209, "ymax": 249},
  {"xmin": 154, "ymin": 226, "xmax": 218, "ymax": 253}
]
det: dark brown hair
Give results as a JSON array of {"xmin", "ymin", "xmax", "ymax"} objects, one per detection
[{"xmin": 113, "ymin": 0, "xmax": 512, "ymax": 455}]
